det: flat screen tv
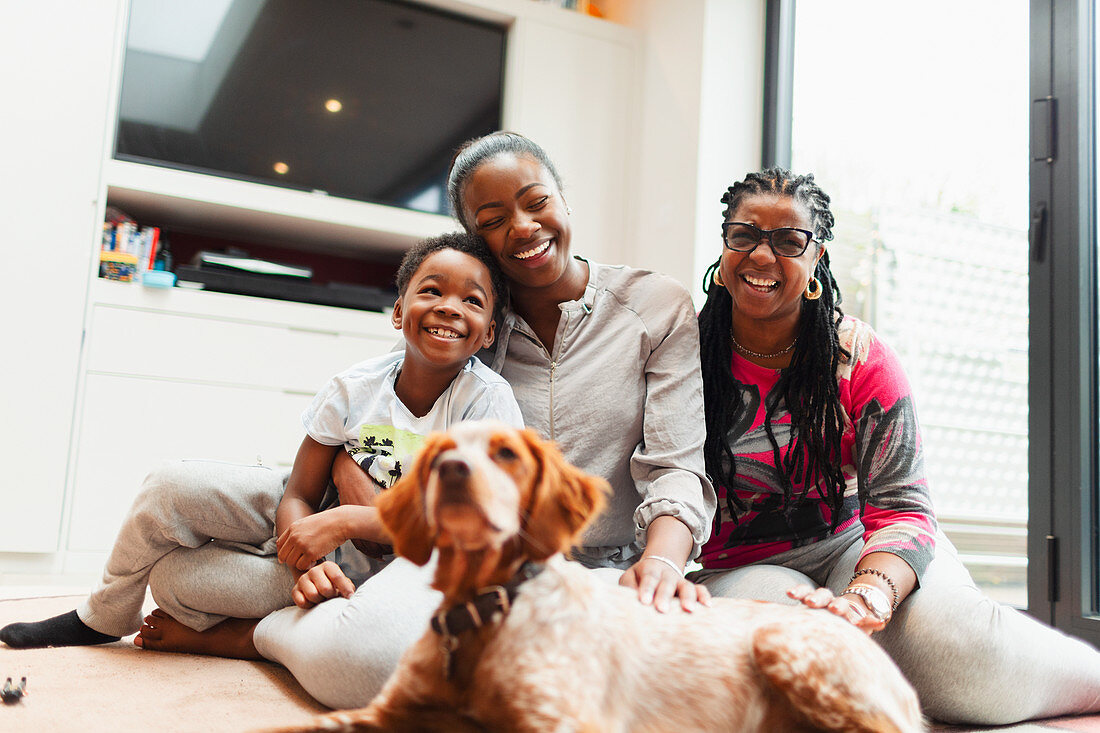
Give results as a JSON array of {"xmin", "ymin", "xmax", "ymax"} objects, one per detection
[{"xmin": 115, "ymin": 0, "xmax": 506, "ymax": 216}]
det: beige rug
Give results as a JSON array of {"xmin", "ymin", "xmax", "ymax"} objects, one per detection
[{"xmin": 0, "ymin": 595, "xmax": 325, "ymax": 732}]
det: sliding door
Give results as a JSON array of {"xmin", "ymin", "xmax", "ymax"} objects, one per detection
[{"xmin": 1030, "ymin": 0, "xmax": 1100, "ymax": 642}]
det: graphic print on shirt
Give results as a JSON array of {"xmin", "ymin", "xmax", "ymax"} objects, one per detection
[
  {"xmin": 853, "ymin": 394, "xmax": 934, "ymax": 554},
  {"xmin": 718, "ymin": 377, "xmax": 841, "ymax": 549},
  {"xmin": 348, "ymin": 425, "xmax": 426, "ymax": 489}
]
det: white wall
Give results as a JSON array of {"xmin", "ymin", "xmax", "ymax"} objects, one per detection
[
  {"xmin": 0, "ymin": 0, "xmax": 121, "ymax": 552},
  {"xmin": 694, "ymin": 0, "xmax": 765, "ymax": 303},
  {"xmin": 604, "ymin": 0, "xmax": 765, "ymax": 302}
]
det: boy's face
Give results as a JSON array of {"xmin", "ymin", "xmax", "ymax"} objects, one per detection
[{"xmin": 392, "ymin": 249, "xmax": 497, "ymax": 369}]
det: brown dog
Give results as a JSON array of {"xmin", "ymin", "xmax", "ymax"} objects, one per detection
[{"xmin": 274, "ymin": 420, "xmax": 924, "ymax": 732}]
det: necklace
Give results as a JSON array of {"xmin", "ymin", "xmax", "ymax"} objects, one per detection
[{"xmin": 730, "ymin": 326, "xmax": 797, "ymax": 359}]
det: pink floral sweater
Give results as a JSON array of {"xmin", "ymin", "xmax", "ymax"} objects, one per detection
[{"xmin": 698, "ymin": 316, "xmax": 938, "ymax": 581}]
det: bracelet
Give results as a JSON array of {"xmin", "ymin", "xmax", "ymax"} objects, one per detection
[
  {"xmin": 850, "ymin": 567, "xmax": 900, "ymax": 609},
  {"xmin": 643, "ymin": 555, "xmax": 685, "ymax": 577}
]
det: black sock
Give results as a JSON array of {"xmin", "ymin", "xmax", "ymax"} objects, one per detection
[{"xmin": 0, "ymin": 609, "xmax": 121, "ymax": 648}]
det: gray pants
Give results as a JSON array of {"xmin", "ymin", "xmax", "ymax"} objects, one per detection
[
  {"xmin": 253, "ymin": 558, "xmax": 440, "ymax": 710},
  {"xmin": 690, "ymin": 526, "xmax": 1100, "ymax": 725},
  {"xmin": 77, "ymin": 458, "xmax": 437, "ymax": 710},
  {"xmin": 78, "ymin": 460, "xmax": 298, "ymax": 637},
  {"xmin": 251, "ymin": 561, "xmax": 623, "ymax": 710}
]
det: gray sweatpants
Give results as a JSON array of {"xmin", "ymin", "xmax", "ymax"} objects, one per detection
[
  {"xmin": 690, "ymin": 525, "xmax": 1100, "ymax": 725},
  {"xmin": 253, "ymin": 558, "xmax": 440, "ymax": 709},
  {"xmin": 251, "ymin": 561, "xmax": 623, "ymax": 710},
  {"xmin": 77, "ymin": 458, "xmax": 435, "ymax": 711},
  {"xmin": 78, "ymin": 460, "xmax": 298, "ymax": 637}
]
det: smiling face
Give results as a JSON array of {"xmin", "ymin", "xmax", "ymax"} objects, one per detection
[
  {"xmin": 459, "ymin": 153, "xmax": 574, "ymax": 292},
  {"xmin": 424, "ymin": 422, "xmax": 528, "ymax": 553},
  {"xmin": 392, "ymin": 249, "xmax": 497, "ymax": 372},
  {"xmin": 718, "ymin": 193, "xmax": 824, "ymax": 331}
]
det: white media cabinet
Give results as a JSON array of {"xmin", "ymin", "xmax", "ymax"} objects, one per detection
[{"xmin": 1, "ymin": 0, "xmax": 640, "ymax": 567}]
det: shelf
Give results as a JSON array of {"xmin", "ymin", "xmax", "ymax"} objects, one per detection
[
  {"xmin": 104, "ymin": 160, "xmax": 456, "ymax": 259},
  {"xmin": 90, "ymin": 277, "xmax": 396, "ymax": 337}
]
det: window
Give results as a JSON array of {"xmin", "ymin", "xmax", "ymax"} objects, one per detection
[{"xmin": 783, "ymin": 0, "xmax": 1030, "ymax": 605}]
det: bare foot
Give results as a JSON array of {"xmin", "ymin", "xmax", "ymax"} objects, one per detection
[{"xmin": 134, "ymin": 608, "xmax": 262, "ymax": 660}]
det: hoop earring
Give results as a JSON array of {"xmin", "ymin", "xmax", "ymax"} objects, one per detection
[
  {"xmin": 804, "ymin": 276, "xmax": 823, "ymax": 301},
  {"xmin": 713, "ymin": 269, "xmax": 725, "ymax": 288}
]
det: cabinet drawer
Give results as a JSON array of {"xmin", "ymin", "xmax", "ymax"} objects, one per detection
[
  {"xmin": 67, "ymin": 373, "xmax": 312, "ymax": 552},
  {"xmin": 87, "ymin": 305, "xmax": 396, "ymax": 394}
]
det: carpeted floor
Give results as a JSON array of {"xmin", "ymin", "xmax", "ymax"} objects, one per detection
[
  {"xmin": 2, "ymin": 594, "xmax": 1099, "ymax": 732},
  {"xmin": 0, "ymin": 595, "xmax": 325, "ymax": 732}
]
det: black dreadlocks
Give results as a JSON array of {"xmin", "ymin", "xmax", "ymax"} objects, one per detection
[{"xmin": 698, "ymin": 168, "xmax": 849, "ymax": 533}]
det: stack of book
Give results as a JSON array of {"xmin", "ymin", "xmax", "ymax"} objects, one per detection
[{"xmin": 100, "ymin": 219, "xmax": 161, "ymax": 283}]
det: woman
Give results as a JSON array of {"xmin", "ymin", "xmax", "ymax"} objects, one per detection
[
  {"xmin": 125, "ymin": 132, "xmax": 715, "ymax": 710},
  {"xmin": 693, "ymin": 167, "xmax": 1100, "ymax": 724},
  {"xmin": 446, "ymin": 132, "xmax": 714, "ymax": 604}
]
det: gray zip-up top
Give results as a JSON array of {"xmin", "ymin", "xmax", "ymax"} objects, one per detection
[{"xmin": 484, "ymin": 259, "xmax": 715, "ymax": 567}]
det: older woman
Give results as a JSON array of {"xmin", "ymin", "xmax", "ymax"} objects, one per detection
[{"xmin": 692, "ymin": 167, "xmax": 1100, "ymax": 725}]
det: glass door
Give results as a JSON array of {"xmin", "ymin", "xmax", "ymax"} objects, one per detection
[{"xmin": 1030, "ymin": 0, "xmax": 1099, "ymax": 641}]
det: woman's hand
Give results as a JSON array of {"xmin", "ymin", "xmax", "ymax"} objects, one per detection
[
  {"xmin": 787, "ymin": 584, "xmax": 886, "ymax": 635},
  {"xmin": 620, "ymin": 556, "xmax": 712, "ymax": 614},
  {"xmin": 292, "ymin": 561, "xmax": 356, "ymax": 609},
  {"xmin": 622, "ymin": 515, "xmax": 709, "ymax": 612},
  {"xmin": 276, "ymin": 510, "xmax": 348, "ymax": 571}
]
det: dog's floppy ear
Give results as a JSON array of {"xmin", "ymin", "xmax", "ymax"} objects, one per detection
[
  {"xmin": 376, "ymin": 432, "xmax": 450, "ymax": 565},
  {"xmin": 519, "ymin": 429, "xmax": 609, "ymax": 561}
]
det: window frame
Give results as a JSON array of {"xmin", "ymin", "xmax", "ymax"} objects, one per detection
[
  {"xmin": 762, "ymin": 0, "xmax": 795, "ymax": 169},
  {"xmin": 1030, "ymin": 0, "xmax": 1100, "ymax": 642}
]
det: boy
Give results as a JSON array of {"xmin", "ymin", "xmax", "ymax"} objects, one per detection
[{"xmin": 1, "ymin": 232, "xmax": 522, "ymax": 649}]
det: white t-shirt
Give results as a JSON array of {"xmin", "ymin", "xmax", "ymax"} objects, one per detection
[{"xmin": 302, "ymin": 351, "xmax": 524, "ymax": 490}]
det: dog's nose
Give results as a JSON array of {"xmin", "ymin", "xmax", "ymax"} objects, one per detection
[{"xmin": 437, "ymin": 458, "xmax": 470, "ymax": 487}]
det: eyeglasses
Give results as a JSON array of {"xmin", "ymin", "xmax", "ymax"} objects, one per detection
[{"xmin": 721, "ymin": 222, "xmax": 815, "ymax": 258}]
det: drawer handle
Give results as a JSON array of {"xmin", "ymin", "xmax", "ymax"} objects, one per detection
[{"xmin": 283, "ymin": 388, "xmax": 316, "ymax": 396}]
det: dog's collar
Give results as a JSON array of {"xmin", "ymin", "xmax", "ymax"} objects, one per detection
[{"xmin": 430, "ymin": 562, "xmax": 545, "ymax": 638}]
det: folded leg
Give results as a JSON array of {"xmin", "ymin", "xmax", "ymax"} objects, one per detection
[
  {"xmin": 853, "ymin": 537, "xmax": 1100, "ymax": 724},
  {"xmin": 77, "ymin": 459, "xmax": 286, "ymax": 637},
  {"xmin": 148, "ymin": 540, "xmax": 297, "ymax": 631},
  {"xmin": 253, "ymin": 558, "xmax": 440, "ymax": 709}
]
